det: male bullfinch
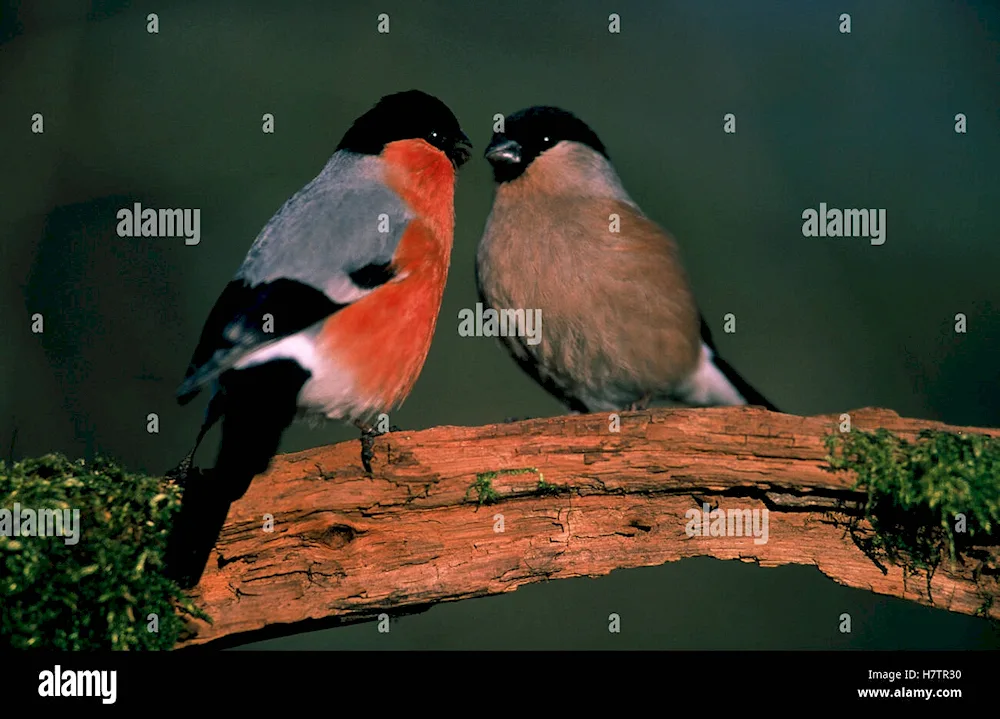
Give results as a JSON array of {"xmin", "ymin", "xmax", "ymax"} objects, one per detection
[
  {"xmin": 476, "ymin": 106, "xmax": 778, "ymax": 415},
  {"xmin": 164, "ymin": 90, "xmax": 470, "ymax": 585}
]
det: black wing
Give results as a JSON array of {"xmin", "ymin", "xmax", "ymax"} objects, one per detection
[{"xmin": 177, "ymin": 278, "xmax": 345, "ymax": 404}]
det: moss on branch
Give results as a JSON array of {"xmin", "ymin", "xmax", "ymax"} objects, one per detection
[{"xmin": 0, "ymin": 454, "xmax": 208, "ymax": 650}]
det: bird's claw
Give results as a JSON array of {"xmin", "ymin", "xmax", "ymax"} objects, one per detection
[
  {"xmin": 359, "ymin": 428, "xmax": 377, "ymax": 474},
  {"xmin": 627, "ymin": 395, "xmax": 651, "ymax": 412},
  {"xmin": 358, "ymin": 423, "xmax": 403, "ymax": 474}
]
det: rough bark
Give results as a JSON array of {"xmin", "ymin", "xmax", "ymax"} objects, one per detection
[{"xmin": 173, "ymin": 406, "xmax": 1000, "ymax": 649}]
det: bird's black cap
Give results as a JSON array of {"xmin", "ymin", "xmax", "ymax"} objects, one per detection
[
  {"xmin": 337, "ymin": 90, "xmax": 472, "ymax": 168},
  {"xmin": 484, "ymin": 106, "xmax": 608, "ymax": 183}
]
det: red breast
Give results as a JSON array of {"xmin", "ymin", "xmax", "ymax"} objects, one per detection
[{"xmin": 317, "ymin": 138, "xmax": 456, "ymax": 409}]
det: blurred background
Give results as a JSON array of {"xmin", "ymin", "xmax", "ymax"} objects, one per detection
[{"xmin": 1, "ymin": 0, "xmax": 998, "ymax": 649}]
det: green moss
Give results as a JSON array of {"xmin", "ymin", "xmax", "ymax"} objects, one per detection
[
  {"xmin": 467, "ymin": 473, "xmax": 502, "ymax": 507},
  {"xmin": 535, "ymin": 478, "xmax": 566, "ymax": 496},
  {"xmin": 0, "ymin": 453, "xmax": 209, "ymax": 650},
  {"xmin": 465, "ymin": 468, "xmax": 576, "ymax": 510},
  {"xmin": 826, "ymin": 428, "xmax": 1000, "ymax": 611},
  {"xmin": 466, "ymin": 468, "xmax": 542, "ymax": 508}
]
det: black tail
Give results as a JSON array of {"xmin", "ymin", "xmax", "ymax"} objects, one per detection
[
  {"xmin": 161, "ymin": 473, "xmax": 237, "ymax": 588},
  {"xmin": 212, "ymin": 359, "xmax": 311, "ymax": 500},
  {"xmin": 163, "ymin": 359, "xmax": 310, "ymax": 588},
  {"xmin": 699, "ymin": 314, "xmax": 780, "ymax": 413}
]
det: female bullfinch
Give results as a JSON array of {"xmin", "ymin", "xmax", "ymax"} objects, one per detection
[
  {"xmin": 165, "ymin": 90, "xmax": 470, "ymax": 585},
  {"xmin": 476, "ymin": 106, "xmax": 778, "ymax": 415}
]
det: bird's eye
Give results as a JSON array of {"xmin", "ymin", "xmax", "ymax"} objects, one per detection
[
  {"xmin": 542, "ymin": 136, "xmax": 550, "ymax": 144},
  {"xmin": 429, "ymin": 131, "xmax": 439, "ymax": 139}
]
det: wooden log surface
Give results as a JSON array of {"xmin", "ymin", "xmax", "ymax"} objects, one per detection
[{"xmin": 174, "ymin": 406, "xmax": 1000, "ymax": 649}]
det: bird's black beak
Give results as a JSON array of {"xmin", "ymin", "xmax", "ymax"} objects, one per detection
[
  {"xmin": 450, "ymin": 130, "xmax": 473, "ymax": 169},
  {"xmin": 485, "ymin": 136, "xmax": 522, "ymax": 165}
]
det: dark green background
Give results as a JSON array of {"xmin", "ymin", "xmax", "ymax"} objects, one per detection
[{"xmin": 2, "ymin": 0, "xmax": 998, "ymax": 649}]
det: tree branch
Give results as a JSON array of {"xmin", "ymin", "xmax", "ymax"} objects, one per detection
[{"xmin": 174, "ymin": 406, "xmax": 1000, "ymax": 649}]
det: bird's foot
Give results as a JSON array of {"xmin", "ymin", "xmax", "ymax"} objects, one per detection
[
  {"xmin": 627, "ymin": 395, "xmax": 652, "ymax": 412},
  {"xmin": 359, "ymin": 427, "xmax": 376, "ymax": 474},
  {"xmin": 356, "ymin": 422, "xmax": 402, "ymax": 474},
  {"xmin": 503, "ymin": 416, "xmax": 533, "ymax": 423}
]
